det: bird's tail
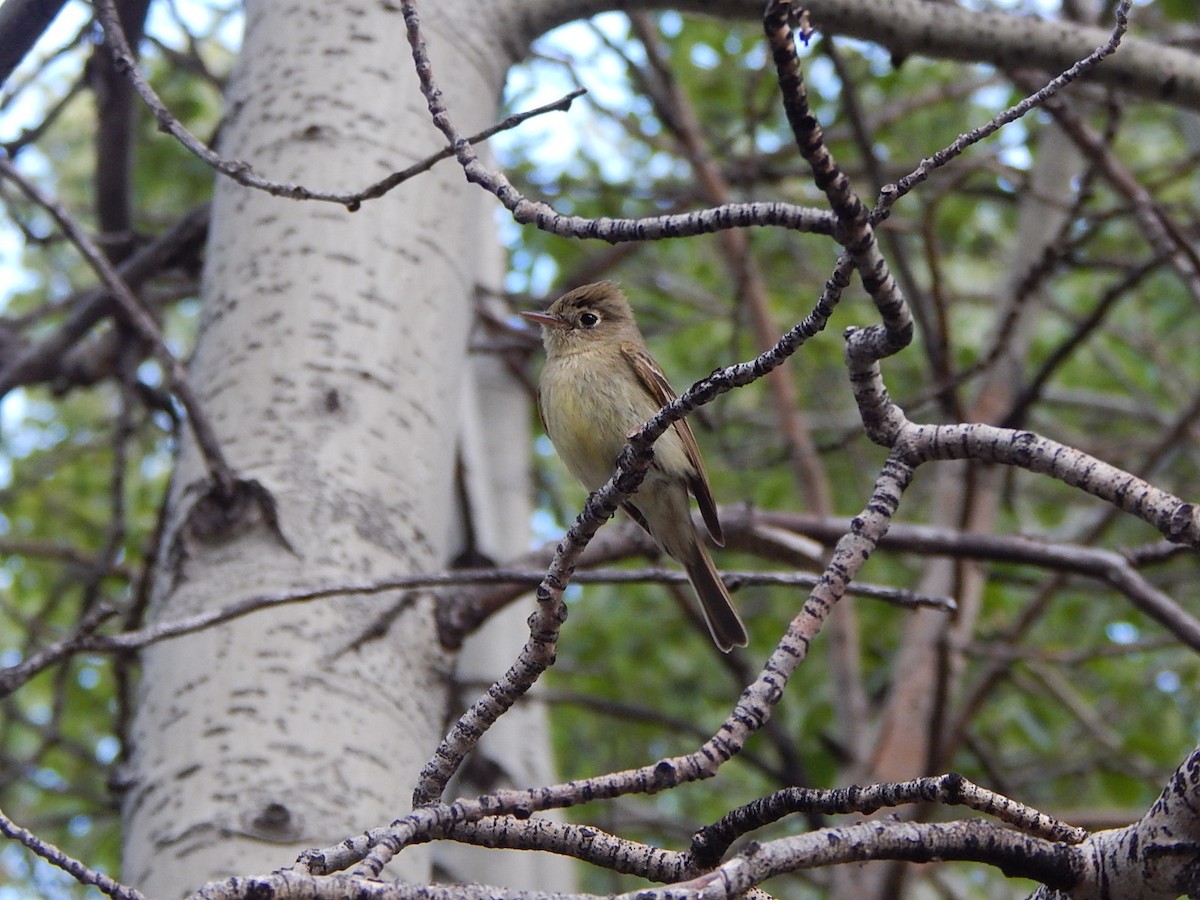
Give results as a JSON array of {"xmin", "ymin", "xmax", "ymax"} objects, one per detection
[{"xmin": 682, "ymin": 541, "xmax": 748, "ymax": 652}]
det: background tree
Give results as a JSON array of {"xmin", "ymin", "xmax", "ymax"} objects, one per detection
[{"xmin": 1, "ymin": 1, "xmax": 1199, "ymax": 898}]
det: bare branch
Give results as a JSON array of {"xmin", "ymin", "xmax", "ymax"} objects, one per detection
[
  {"xmin": 884, "ymin": 2, "xmax": 1131, "ymax": 210},
  {"xmin": 330, "ymin": 452, "xmax": 914, "ymax": 878},
  {"xmin": 766, "ymin": 0, "xmax": 911, "ymax": 357},
  {"xmin": 693, "ymin": 772, "xmax": 1086, "ymax": 866},
  {"xmin": 0, "ymin": 157, "xmax": 236, "ymax": 495},
  {"xmin": 0, "ymin": 201, "xmax": 209, "ymax": 397},
  {"xmin": 0, "ymin": 804, "xmax": 146, "ymax": 900},
  {"xmin": 90, "ymin": 0, "xmax": 593, "ymax": 211},
  {"xmin": 0, "ymin": 604, "xmax": 119, "ymax": 698},
  {"xmin": 511, "ymin": 0, "xmax": 1197, "ymax": 111},
  {"xmin": 0, "ymin": 0, "xmax": 70, "ymax": 87}
]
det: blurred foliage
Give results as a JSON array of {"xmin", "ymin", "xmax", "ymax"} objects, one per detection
[
  {"xmin": 0, "ymin": 3, "xmax": 224, "ymax": 893},
  {"xmin": 500, "ymin": 8, "xmax": 1200, "ymax": 897}
]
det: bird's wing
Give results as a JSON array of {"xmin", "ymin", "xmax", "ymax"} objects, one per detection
[
  {"xmin": 535, "ymin": 389, "xmax": 549, "ymax": 436},
  {"xmin": 621, "ymin": 501, "xmax": 654, "ymax": 538},
  {"xmin": 620, "ymin": 342, "xmax": 724, "ymax": 546}
]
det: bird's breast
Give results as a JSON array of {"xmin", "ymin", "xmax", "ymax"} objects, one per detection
[{"xmin": 540, "ymin": 351, "xmax": 691, "ymax": 491}]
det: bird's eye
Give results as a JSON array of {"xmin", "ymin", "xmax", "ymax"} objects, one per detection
[{"xmin": 579, "ymin": 312, "xmax": 600, "ymax": 328}]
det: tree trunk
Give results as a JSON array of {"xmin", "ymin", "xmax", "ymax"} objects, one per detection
[{"xmin": 117, "ymin": 0, "xmax": 556, "ymax": 894}]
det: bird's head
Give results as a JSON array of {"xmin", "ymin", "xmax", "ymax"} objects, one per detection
[{"xmin": 520, "ymin": 282, "xmax": 638, "ymax": 356}]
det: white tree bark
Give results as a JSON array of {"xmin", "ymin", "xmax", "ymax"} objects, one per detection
[{"xmin": 118, "ymin": 0, "xmax": 543, "ymax": 895}]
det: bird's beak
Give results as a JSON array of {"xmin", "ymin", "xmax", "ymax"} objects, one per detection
[{"xmin": 519, "ymin": 310, "xmax": 565, "ymax": 329}]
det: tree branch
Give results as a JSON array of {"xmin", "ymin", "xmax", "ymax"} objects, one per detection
[
  {"xmin": 0, "ymin": 157, "xmax": 237, "ymax": 496},
  {"xmin": 504, "ymin": 0, "xmax": 1199, "ymax": 110},
  {"xmin": 0, "ymin": 804, "xmax": 146, "ymax": 900}
]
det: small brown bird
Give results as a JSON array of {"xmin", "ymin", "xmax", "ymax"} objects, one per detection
[{"xmin": 521, "ymin": 282, "xmax": 748, "ymax": 651}]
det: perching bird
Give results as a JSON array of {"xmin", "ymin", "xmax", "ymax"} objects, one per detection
[{"xmin": 521, "ymin": 282, "xmax": 748, "ymax": 651}]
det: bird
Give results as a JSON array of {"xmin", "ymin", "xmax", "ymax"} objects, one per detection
[{"xmin": 521, "ymin": 281, "xmax": 748, "ymax": 651}]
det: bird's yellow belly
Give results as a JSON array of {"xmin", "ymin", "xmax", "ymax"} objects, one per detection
[{"xmin": 540, "ymin": 352, "xmax": 690, "ymax": 491}]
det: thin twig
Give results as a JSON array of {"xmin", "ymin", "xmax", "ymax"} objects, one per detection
[
  {"xmin": 0, "ymin": 805, "xmax": 146, "ymax": 900},
  {"xmin": 0, "ymin": 201, "xmax": 209, "ymax": 397},
  {"xmin": 0, "ymin": 156, "xmax": 236, "ymax": 496},
  {"xmin": 692, "ymin": 771, "xmax": 1086, "ymax": 866},
  {"xmin": 0, "ymin": 604, "xmax": 119, "ymax": 698},
  {"xmin": 91, "ymin": 0, "xmax": 595, "ymax": 211},
  {"xmin": 882, "ymin": 1, "xmax": 1132, "ymax": 212}
]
